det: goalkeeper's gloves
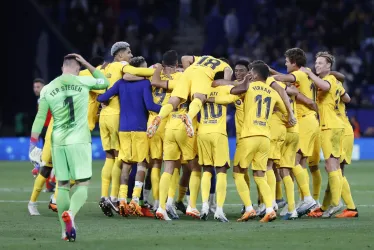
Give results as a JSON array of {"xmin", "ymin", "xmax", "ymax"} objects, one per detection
[{"xmin": 29, "ymin": 137, "xmax": 42, "ymax": 173}]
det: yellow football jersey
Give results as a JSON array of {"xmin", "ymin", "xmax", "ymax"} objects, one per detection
[
  {"xmin": 337, "ymin": 81, "xmax": 353, "ymax": 135},
  {"xmin": 189, "ymin": 55, "xmax": 231, "ymax": 80},
  {"xmin": 101, "ymin": 62, "xmax": 124, "ymax": 116},
  {"xmin": 79, "ymin": 68, "xmax": 105, "ymax": 130},
  {"xmin": 148, "ymin": 71, "xmax": 183, "ymax": 119},
  {"xmin": 165, "ymin": 101, "xmax": 198, "ymax": 131},
  {"xmin": 241, "ymin": 81, "xmax": 286, "ymax": 139},
  {"xmin": 318, "ymin": 74, "xmax": 344, "ymax": 129},
  {"xmin": 291, "ymin": 70, "xmax": 317, "ymax": 118},
  {"xmin": 199, "ymin": 85, "xmax": 237, "ymax": 135}
]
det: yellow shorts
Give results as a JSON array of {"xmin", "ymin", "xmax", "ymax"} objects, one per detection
[
  {"xmin": 171, "ymin": 68, "xmax": 212, "ymax": 103},
  {"xmin": 340, "ymin": 134, "xmax": 354, "ymax": 164},
  {"xmin": 234, "ymin": 136, "xmax": 270, "ymax": 171},
  {"xmin": 42, "ymin": 120, "xmax": 53, "ymax": 167},
  {"xmin": 269, "ymin": 122, "xmax": 287, "ymax": 160},
  {"xmin": 197, "ymin": 133, "xmax": 230, "ymax": 167},
  {"xmin": 321, "ymin": 128, "xmax": 344, "ymax": 159},
  {"xmin": 163, "ymin": 129, "xmax": 197, "ymax": 161},
  {"xmin": 308, "ymin": 129, "xmax": 321, "ymax": 166},
  {"xmin": 298, "ymin": 113, "xmax": 319, "ymax": 157},
  {"xmin": 119, "ymin": 132, "xmax": 149, "ymax": 163},
  {"xmin": 99, "ymin": 114, "xmax": 120, "ymax": 151},
  {"xmin": 279, "ymin": 132, "xmax": 299, "ymax": 168},
  {"xmin": 148, "ymin": 117, "xmax": 166, "ymax": 160}
]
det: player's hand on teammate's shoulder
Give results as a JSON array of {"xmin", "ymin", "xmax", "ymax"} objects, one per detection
[{"xmin": 299, "ymin": 67, "xmax": 310, "ymax": 75}]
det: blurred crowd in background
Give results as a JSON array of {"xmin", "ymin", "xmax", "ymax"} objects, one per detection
[{"xmin": 14, "ymin": 0, "xmax": 374, "ymax": 137}]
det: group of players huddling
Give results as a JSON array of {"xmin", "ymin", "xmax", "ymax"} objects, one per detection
[{"xmin": 28, "ymin": 41, "xmax": 358, "ymax": 242}]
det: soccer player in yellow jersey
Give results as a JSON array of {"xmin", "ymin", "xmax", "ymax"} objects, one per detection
[
  {"xmin": 335, "ymin": 80, "xmax": 358, "ymax": 218},
  {"xmin": 230, "ymin": 63, "xmax": 287, "ymax": 223},
  {"xmin": 273, "ymin": 48, "xmax": 317, "ymax": 215},
  {"xmin": 98, "ymin": 42, "xmax": 155, "ymax": 216},
  {"xmin": 300, "ymin": 52, "xmax": 348, "ymax": 217},
  {"xmin": 198, "ymin": 85, "xmax": 239, "ymax": 222},
  {"xmin": 147, "ymin": 55, "xmax": 233, "ymax": 138}
]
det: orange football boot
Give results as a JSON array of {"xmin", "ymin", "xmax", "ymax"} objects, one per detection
[
  {"xmin": 49, "ymin": 202, "xmax": 58, "ymax": 213},
  {"xmin": 119, "ymin": 201, "xmax": 130, "ymax": 217},
  {"xmin": 308, "ymin": 207, "xmax": 324, "ymax": 218},
  {"xmin": 335, "ymin": 209, "xmax": 358, "ymax": 218},
  {"xmin": 129, "ymin": 200, "xmax": 144, "ymax": 216},
  {"xmin": 141, "ymin": 206, "xmax": 155, "ymax": 218},
  {"xmin": 237, "ymin": 209, "xmax": 256, "ymax": 222},
  {"xmin": 260, "ymin": 210, "xmax": 277, "ymax": 223}
]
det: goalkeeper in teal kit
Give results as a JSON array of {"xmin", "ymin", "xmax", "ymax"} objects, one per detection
[{"xmin": 29, "ymin": 54, "xmax": 109, "ymax": 242}]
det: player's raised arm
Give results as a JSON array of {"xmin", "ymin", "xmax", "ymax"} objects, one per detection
[
  {"xmin": 150, "ymin": 64, "xmax": 169, "ymax": 89},
  {"xmin": 207, "ymin": 86, "xmax": 240, "ymax": 105},
  {"xmin": 230, "ymin": 74, "xmax": 252, "ymax": 95},
  {"xmin": 223, "ymin": 66, "xmax": 233, "ymax": 80},
  {"xmin": 268, "ymin": 80, "xmax": 297, "ymax": 126},
  {"xmin": 299, "ymin": 67, "xmax": 330, "ymax": 92},
  {"xmin": 181, "ymin": 55, "xmax": 195, "ymax": 69},
  {"xmin": 97, "ymin": 80, "xmax": 120, "ymax": 103},
  {"xmin": 143, "ymin": 80, "xmax": 162, "ymax": 113}
]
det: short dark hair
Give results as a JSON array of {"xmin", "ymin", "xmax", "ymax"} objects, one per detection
[
  {"xmin": 234, "ymin": 60, "xmax": 250, "ymax": 70},
  {"xmin": 250, "ymin": 60, "xmax": 266, "ymax": 67},
  {"xmin": 162, "ymin": 50, "xmax": 178, "ymax": 66},
  {"xmin": 284, "ymin": 48, "xmax": 306, "ymax": 67},
  {"xmin": 251, "ymin": 63, "xmax": 269, "ymax": 80},
  {"xmin": 63, "ymin": 55, "xmax": 82, "ymax": 67},
  {"xmin": 130, "ymin": 56, "xmax": 146, "ymax": 67},
  {"xmin": 89, "ymin": 56, "xmax": 104, "ymax": 68},
  {"xmin": 33, "ymin": 78, "xmax": 45, "ymax": 85},
  {"xmin": 219, "ymin": 57, "xmax": 229, "ymax": 64}
]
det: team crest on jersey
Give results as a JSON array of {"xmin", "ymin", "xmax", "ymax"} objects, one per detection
[
  {"xmin": 120, "ymin": 61, "xmax": 128, "ymax": 66},
  {"xmin": 106, "ymin": 73, "xmax": 112, "ymax": 78},
  {"xmin": 236, "ymin": 100, "xmax": 242, "ymax": 105}
]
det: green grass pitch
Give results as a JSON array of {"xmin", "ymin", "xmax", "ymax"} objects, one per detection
[{"xmin": 0, "ymin": 161, "xmax": 373, "ymax": 250}]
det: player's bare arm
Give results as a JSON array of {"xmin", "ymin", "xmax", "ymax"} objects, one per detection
[
  {"xmin": 300, "ymin": 67, "xmax": 330, "ymax": 92},
  {"xmin": 330, "ymin": 71, "xmax": 345, "ymax": 83},
  {"xmin": 295, "ymin": 91, "xmax": 318, "ymax": 113},
  {"xmin": 269, "ymin": 81, "xmax": 297, "ymax": 126},
  {"xmin": 273, "ymin": 74, "xmax": 296, "ymax": 83},
  {"xmin": 268, "ymin": 67, "xmax": 283, "ymax": 76},
  {"xmin": 150, "ymin": 63, "xmax": 168, "ymax": 89},
  {"xmin": 224, "ymin": 67, "xmax": 233, "ymax": 80},
  {"xmin": 341, "ymin": 92, "xmax": 351, "ymax": 103},
  {"xmin": 230, "ymin": 74, "xmax": 251, "ymax": 95},
  {"xmin": 181, "ymin": 55, "xmax": 194, "ymax": 69}
]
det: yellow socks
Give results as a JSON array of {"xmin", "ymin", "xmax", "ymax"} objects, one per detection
[
  {"xmin": 216, "ymin": 173, "xmax": 227, "ymax": 207},
  {"xmin": 342, "ymin": 176, "xmax": 356, "ymax": 209},
  {"xmin": 177, "ymin": 186, "xmax": 188, "ymax": 202},
  {"xmin": 151, "ymin": 167, "xmax": 161, "ymax": 201},
  {"xmin": 101, "ymin": 158, "xmax": 114, "ymax": 198},
  {"xmin": 244, "ymin": 171, "xmax": 250, "ymax": 188},
  {"xmin": 234, "ymin": 173, "xmax": 251, "ymax": 207},
  {"xmin": 187, "ymin": 98, "xmax": 203, "ymax": 120},
  {"xmin": 293, "ymin": 164, "xmax": 311, "ymax": 198},
  {"xmin": 328, "ymin": 170, "xmax": 342, "ymax": 206},
  {"xmin": 189, "ymin": 171, "xmax": 201, "ymax": 208},
  {"xmin": 311, "ymin": 169, "xmax": 322, "ymax": 201},
  {"xmin": 110, "ymin": 157, "xmax": 121, "ymax": 199},
  {"xmin": 159, "ymin": 103, "xmax": 174, "ymax": 119},
  {"xmin": 119, "ymin": 184, "xmax": 128, "ymax": 201},
  {"xmin": 201, "ymin": 171, "xmax": 212, "ymax": 203},
  {"xmin": 266, "ymin": 170, "xmax": 276, "ymax": 202},
  {"xmin": 254, "ymin": 176, "xmax": 272, "ymax": 209},
  {"xmin": 282, "ymin": 175, "xmax": 295, "ymax": 212},
  {"xmin": 30, "ymin": 174, "xmax": 47, "ymax": 202},
  {"xmin": 303, "ymin": 168, "xmax": 310, "ymax": 189},
  {"xmin": 159, "ymin": 172, "xmax": 172, "ymax": 209},
  {"xmin": 168, "ymin": 168, "xmax": 180, "ymax": 199},
  {"xmin": 276, "ymin": 181, "xmax": 283, "ymax": 200},
  {"xmin": 321, "ymin": 185, "xmax": 331, "ymax": 211}
]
